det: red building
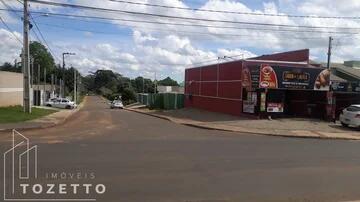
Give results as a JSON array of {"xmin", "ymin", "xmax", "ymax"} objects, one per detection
[{"xmin": 184, "ymin": 49, "xmax": 333, "ymax": 119}]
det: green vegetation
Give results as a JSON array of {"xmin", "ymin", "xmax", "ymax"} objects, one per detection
[
  {"xmin": 0, "ymin": 41, "xmax": 181, "ymax": 105},
  {"xmin": 0, "ymin": 106, "xmax": 57, "ymax": 123},
  {"xmin": 82, "ymin": 70, "xmax": 178, "ymax": 105},
  {"xmin": 157, "ymin": 77, "xmax": 179, "ymax": 86},
  {"xmin": 0, "ymin": 42, "xmax": 82, "ymax": 97}
]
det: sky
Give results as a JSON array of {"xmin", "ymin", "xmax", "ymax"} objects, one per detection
[{"xmin": 1, "ymin": 0, "xmax": 360, "ymax": 82}]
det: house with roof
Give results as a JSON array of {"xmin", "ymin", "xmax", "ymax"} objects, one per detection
[{"xmin": 329, "ymin": 61, "xmax": 360, "ymax": 82}]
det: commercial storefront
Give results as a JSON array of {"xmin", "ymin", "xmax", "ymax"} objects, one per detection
[
  {"xmin": 185, "ymin": 49, "xmax": 337, "ymax": 119},
  {"xmin": 242, "ymin": 61, "xmax": 331, "ymax": 118}
]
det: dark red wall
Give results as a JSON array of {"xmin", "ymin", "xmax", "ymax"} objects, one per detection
[
  {"xmin": 185, "ymin": 61, "xmax": 243, "ymax": 116},
  {"xmin": 185, "ymin": 49, "xmax": 313, "ymax": 117}
]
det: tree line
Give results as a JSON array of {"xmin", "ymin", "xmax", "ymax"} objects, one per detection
[{"xmin": 0, "ymin": 41, "xmax": 180, "ymax": 104}]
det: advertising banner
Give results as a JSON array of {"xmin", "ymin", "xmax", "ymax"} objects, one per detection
[
  {"xmin": 243, "ymin": 64, "xmax": 330, "ymax": 91},
  {"xmin": 267, "ymin": 102, "xmax": 284, "ymax": 113},
  {"xmin": 241, "ymin": 66, "xmax": 260, "ymax": 91},
  {"xmin": 243, "ymin": 101, "xmax": 255, "ymax": 113},
  {"xmin": 259, "ymin": 64, "xmax": 278, "ymax": 88},
  {"xmin": 331, "ymin": 81, "xmax": 360, "ymax": 92}
]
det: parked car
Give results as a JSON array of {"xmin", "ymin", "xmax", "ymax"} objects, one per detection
[
  {"xmin": 339, "ymin": 104, "xmax": 360, "ymax": 128},
  {"xmin": 44, "ymin": 98, "xmax": 58, "ymax": 107},
  {"xmin": 45, "ymin": 98, "xmax": 76, "ymax": 109},
  {"xmin": 110, "ymin": 100, "xmax": 124, "ymax": 109}
]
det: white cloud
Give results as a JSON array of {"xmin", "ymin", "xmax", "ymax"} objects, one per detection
[
  {"xmin": 0, "ymin": 29, "xmax": 22, "ymax": 65},
  {"xmin": 2, "ymin": 0, "xmax": 360, "ymax": 81}
]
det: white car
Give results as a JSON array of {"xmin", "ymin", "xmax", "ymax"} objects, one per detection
[
  {"xmin": 44, "ymin": 98, "xmax": 58, "ymax": 106},
  {"xmin": 45, "ymin": 98, "xmax": 76, "ymax": 109},
  {"xmin": 339, "ymin": 104, "xmax": 360, "ymax": 128},
  {"xmin": 110, "ymin": 100, "xmax": 124, "ymax": 109}
]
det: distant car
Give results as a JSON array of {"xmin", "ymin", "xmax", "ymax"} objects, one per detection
[
  {"xmin": 46, "ymin": 98, "xmax": 76, "ymax": 109},
  {"xmin": 45, "ymin": 98, "xmax": 58, "ymax": 107},
  {"xmin": 339, "ymin": 104, "xmax": 360, "ymax": 128},
  {"xmin": 110, "ymin": 100, "xmax": 124, "ymax": 109}
]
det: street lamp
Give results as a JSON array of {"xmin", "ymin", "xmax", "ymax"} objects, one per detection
[{"xmin": 62, "ymin": 52, "xmax": 75, "ymax": 97}]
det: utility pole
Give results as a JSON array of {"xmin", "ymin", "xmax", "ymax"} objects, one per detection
[
  {"xmin": 23, "ymin": 0, "xmax": 31, "ymax": 113},
  {"xmin": 62, "ymin": 53, "xmax": 65, "ymax": 97},
  {"xmin": 54, "ymin": 75, "xmax": 57, "ymax": 97},
  {"xmin": 43, "ymin": 67, "xmax": 46, "ymax": 104},
  {"xmin": 30, "ymin": 57, "xmax": 33, "ymax": 87},
  {"xmin": 59, "ymin": 79, "xmax": 62, "ymax": 98},
  {"xmin": 37, "ymin": 64, "xmax": 40, "ymax": 86},
  {"xmin": 73, "ymin": 67, "xmax": 77, "ymax": 104},
  {"xmin": 154, "ymin": 72, "xmax": 157, "ymax": 93},
  {"xmin": 142, "ymin": 76, "xmax": 145, "ymax": 93},
  {"xmin": 51, "ymin": 74, "xmax": 54, "ymax": 98},
  {"xmin": 62, "ymin": 52, "xmax": 75, "ymax": 97},
  {"xmin": 326, "ymin": 36, "xmax": 333, "ymax": 70}
]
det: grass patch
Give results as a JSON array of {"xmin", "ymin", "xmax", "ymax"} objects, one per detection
[
  {"xmin": 0, "ymin": 105, "xmax": 57, "ymax": 123},
  {"xmin": 77, "ymin": 94, "xmax": 85, "ymax": 104}
]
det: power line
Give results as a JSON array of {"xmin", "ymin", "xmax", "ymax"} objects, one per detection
[
  {"xmin": 36, "ymin": 21, "xmax": 330, "ymax": 41},
  {"xmin": 26, "ymin": 0, "xmax": 360, "ymax": 30},
  {"xmin": 36, "ymin": 12, "xmax": 359, "ymax": 35},
  {"xmin": 108, "ymin": 0, "xmax": 360, "ymax": 20},
  {"xmin": 29, "ymin": 13, "xmax": 61, "ymax": 63},
  {"xmin": 0, "ymin": 16, "xmax": 22, "ymax": 44},
  {"xmin": 31, "ymin": 26, "xmax": 42, "ymax": 42},
  {"xmin": 6, "ymin": 0, "xmax": 40, "ymax": 43},
  {"xmin": 2, "ymin": 8, "xmax": 360, "ymax": 32},
  {"xmin": 0, "ymin": 0, "xmax": 22, "ymax": 18},
  {"xmin": 1, "ymin": 8, "xmax": 358, "ymax": 35}
]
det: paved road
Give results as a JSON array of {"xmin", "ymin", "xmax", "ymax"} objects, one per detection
[{"xmin": 1, "ymin": 96, "xmax": 360, "ymax": 202}]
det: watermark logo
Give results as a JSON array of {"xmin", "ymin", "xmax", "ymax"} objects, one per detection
[{"xmin": 3, "ymin": 129, "xmax": 106, "ymax": 201}]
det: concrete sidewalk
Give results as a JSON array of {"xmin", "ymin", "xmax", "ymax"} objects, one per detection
[
  {"xmin": 126, "ymin": 106, "xmax": 360, "ymax": 140},
  {"xmin": 0, "ymin": 97, "xmax": 87, "ymax": 132}
]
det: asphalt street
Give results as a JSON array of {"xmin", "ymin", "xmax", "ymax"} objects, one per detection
[{"xmin": 1, "ymin": 96, "xmax": 360, "ymax": 202}]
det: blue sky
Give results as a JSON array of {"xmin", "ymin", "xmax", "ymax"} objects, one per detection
[{"xmin": 1, "ymin": 0, "xmax": 360, "ymax": 82}]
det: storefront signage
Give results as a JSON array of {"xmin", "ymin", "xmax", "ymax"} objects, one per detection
[
  {"xmin": 242, "ymin": 67, "xmax": 260, "ymax": 91},
  {"xmin": 243, "ymin": 101, "xmax": 255, "ymax": 113},
  {"xmin": 243, "ymin": 65, "xmax": 330, "ymax": 91},
  {"xmin": 259, "ymin": 65, "xmax": 278, "ymax": 88},
  {"xmin": 331, "ymin": 82, "xmax": 360, "ymax": 92},
  {"xmin": 242, "ymin": 67, "xmax": 252, "ymax": 90},
  {"xmin": 267, "ymin": 102, "xmax": 284, "ymax": 113},
  {"xmin": 250, "ymin": 67, "xmax": 260, "ymax": 89},
  {"xmin": 260, "ymin": 92, "xmax": 266, "ymax": 112}
]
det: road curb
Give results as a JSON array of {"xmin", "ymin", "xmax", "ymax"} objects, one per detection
[
  {"xmin": 125, "ymin": 108, "xmax": 360, "ymax": 141},
  {"xmin": 0, "ymin": 97, "xmax": 88, "ymax": 132}
]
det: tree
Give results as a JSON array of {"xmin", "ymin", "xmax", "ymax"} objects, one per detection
[
  {"xmin": 0, "ymin": 62, "xmax": 21, "ymax": 73},
  {"xmin": 93, "ymin": 70, "xmax": 120, "ymax": 93},
  {"xmin": 131, "ymin": 76, "xmax": 155, "ymax": 93},
  {"xmin": 83, "ymin": 74, "xmax": 96, "ymax": 93},
  {"xmin": 30, "ymin": 41, "xmax": 55, "ymax": 76},
  {"xmin": 157, "ymin": 77, "xmax": 179, "ymax": 86},
  {"xmin": 121, "ymin": 88, "xmax": 137, "ymax": 105}
]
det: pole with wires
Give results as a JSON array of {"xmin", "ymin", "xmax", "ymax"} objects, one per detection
[
  {"xmin": 73, "ymin": 67, "xmax": 77, "ymax": 104},
  {"xmin": 23, "ymin": 0, "xmax": 31, "ymax": 113},
  {"xmin": 326, "ymin": 36, "xmax": 333, "ymax": 70},
  {"xmin": 142, "ymin": 76, "xmax": 145, "ymax": 93}
]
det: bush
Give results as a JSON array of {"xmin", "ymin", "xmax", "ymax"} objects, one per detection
[{"xmin": 121, "ymin": 88, "xmax": 136, "ymax": 104}]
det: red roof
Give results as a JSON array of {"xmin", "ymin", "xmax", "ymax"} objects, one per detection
[{"xmin": 250, "ymin": 49, "xmax": 309, "ymax": 63}]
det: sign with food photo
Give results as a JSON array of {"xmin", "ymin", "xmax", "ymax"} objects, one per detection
[
  {"xmin": 314, "ymin": 69, "xmax": 330, "ymax": 91},
  {"xmin": 245, "ymin": 64, "xmax": 330, "ymax": 91},
  {"xmin": 241, "ymin": 67, "xmax": 252, "ymax": 90},
  {"xmin": 259, "ymin": 64, "xmax": 278, "ymax": 88}
]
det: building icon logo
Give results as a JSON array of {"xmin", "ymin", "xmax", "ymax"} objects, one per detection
[
  {"xmin": 3, "ymin": 129, "xmax": 38, "ymax": 201},
  {"xmin": 3, "ymin": 129, "xmax": 106, "ymax": 201}
]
